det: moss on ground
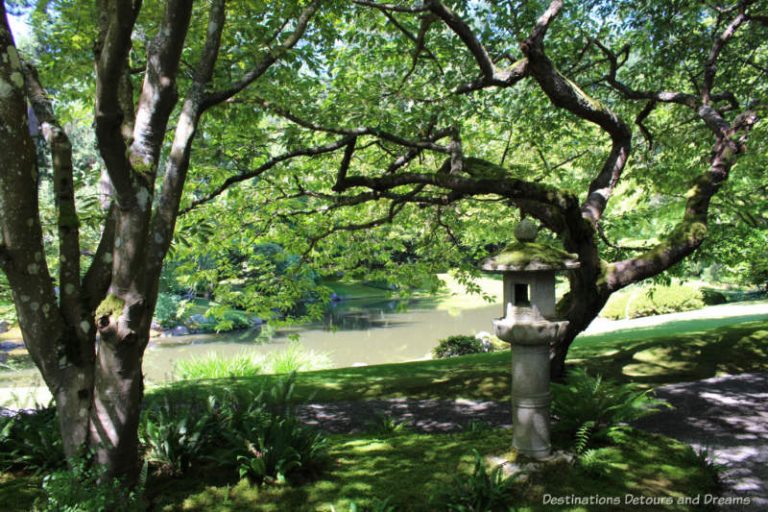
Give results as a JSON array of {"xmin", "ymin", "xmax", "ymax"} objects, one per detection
[{"xmin": 146, "ymin": 428, "xmax": 718, "ymax": 512}]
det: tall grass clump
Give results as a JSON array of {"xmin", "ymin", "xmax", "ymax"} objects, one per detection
[
  {"xmin": 173, "ymin": 343, "xmax": 331, "ymax": 381},
  {"xmin": 263, "ymin": 342, "xmax": 332, "ymax": 374},
  {"xmin": 174, "ymin": 351, "xmax": 262, "ymax": 380}
]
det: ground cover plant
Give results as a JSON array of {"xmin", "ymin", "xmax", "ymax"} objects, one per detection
[{"xmin": 144, "ymin": 427, "xmax": 719, "ymax": 511}]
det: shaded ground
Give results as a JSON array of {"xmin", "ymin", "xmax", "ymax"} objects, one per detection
[
  {"xmin": 296, "ymin": 398, "xmax": 511, "ymax": 434},
  {"xmin": 635, "ymin": 372, "xmax": 768, "ymax": 511},
  {"xmin": 298, "ymin": 372, "xmax": 768, "ymax": 510}
]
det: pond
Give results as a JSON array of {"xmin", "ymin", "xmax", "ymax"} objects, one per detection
[
  {"xmin": 0, "ymin": 295, "xmax": 503, "ymax": 394},
  {"xmin": 142, "ymin": 297, "xmax": 502, "ymax": 385}
]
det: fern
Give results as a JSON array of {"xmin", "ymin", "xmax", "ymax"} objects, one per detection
[
  {"xmin": 552, "ymin": 368, "xmax": 670, "ymax": 451},
  {"xmin": 574, "ymin": 421, "xmax": 595, "ymax": 454},
  {"xmin": 577, "ymin": 449, "xmax": 612, "ymax": 477}
]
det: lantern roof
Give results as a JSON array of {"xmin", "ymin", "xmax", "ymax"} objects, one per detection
[
  {"xmin": 481, "ymin": 241, "xmax": 580, "ymax": 272},
  {"xmin": 481, "ymin": 219, "xmax": 579, "ymax": 272}
]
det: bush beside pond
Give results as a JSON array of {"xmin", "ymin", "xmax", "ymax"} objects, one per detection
[
  {"xmin": 433, "ymin": 335, "xmax": 493, "ymax": 359},
  {"xmin": 600, "ymin": 283, "xmax": 705, "ymax": 320}
]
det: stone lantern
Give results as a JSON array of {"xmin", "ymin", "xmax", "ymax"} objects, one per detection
[{"xmin": 481, "ymin": 219, "xmax": 579, "ymax": 459}]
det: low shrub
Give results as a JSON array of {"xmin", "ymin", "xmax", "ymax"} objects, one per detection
[
  {"xmin": 551, "ymin": 369, "xmax": 668, "ymax": 450},
  {"xmin": 600, "ymin": 283, "xmax": 704, "ymax": 320},
  {"xmin": 0, "ymin": 405, "xmax": 65, "ymax": 473},
  {"xmin": 701, "ymin": 288, "xmax": 727, "ymax": 305},
  {"xmin": 36, "ymin": 457, "xmax": 146, "ymax": 512},
  {"xmin": 154, "ymin": 293, "xmax": 182, "ymax": 327},
  {"xmin": 157, "ymin": 375, "xmax": 329, "ymax": 486},
  {"xmin": 140, "ymin": 398, "xmax": 214, "ymax": 476},
  {"xmin": 433, "ymin": 335, "xmax": 489, "ymax": 359},
  {"xmin": 236, "ymin": 415, "xmax": 329, "ymax": 484},
  {"xmin": 431, "ymin": 449, "xmax": 519, "ymax": 511}
]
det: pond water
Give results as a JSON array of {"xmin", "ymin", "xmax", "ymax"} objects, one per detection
[{"xmin": 142, "ymin": 297, "xmax": 502, "ymax": 385}]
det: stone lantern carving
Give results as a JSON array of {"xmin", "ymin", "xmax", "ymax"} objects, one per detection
[{"xmin": 481, "ymin": 219, "xmax": 579, "ymax": 459}]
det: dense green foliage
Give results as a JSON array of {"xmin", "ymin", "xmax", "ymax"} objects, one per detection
[
  {"xmin": 600, "ymin": 283, "xmax": 705, "ymax": 320},
  {"xmin": 140, "ymin": 375, "xmax": 329, "ymax": 485},
  {"xmin": 433, "ymin": 335, "xmax": 489, "ymax": 359},
  {"xmin": 0, "ymin": 406, "xmax": 64, "ymax": 474}
]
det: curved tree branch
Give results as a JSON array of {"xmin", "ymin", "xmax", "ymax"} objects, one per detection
[
  {"xmin": 608, "ymin": 109, "xmax": 758, "ymax": 290},
  {"xmin": 181, "ymin": 136, "xmax": 356, "ymax": 214},
  {"xmin": 521, "ymin": 2, "xmax": 631, "ymax": 227}
]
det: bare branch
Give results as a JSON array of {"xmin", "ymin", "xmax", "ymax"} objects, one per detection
[
  {"xmin": 427, "ymin": 0, "xmax": 528, "ymax": 93},
  {"xmin": 635, "ymin": 100, "xmax": 657, "ymax": 148},
  {"xmin": 428, "ymin": 0, "xmax": 494, "ymax": 79},
  {"xmin": 353, "ymin": 0, "xmax": 430, "ymax": 13},
  {"xmin": 146, "ymin": 0, "xmax": 226, "ymax": 271},
  {"xmin": 594, "ymin": 40, "xmax": 698, "ymax": 108},
  {"xmin": 129, "ymin": 0, "xmax": 193, "ymax": 171},
  {"xmin": 521, "ymin": 7, "xmax": 631, "ymax": 227},
  {"xmin": 82, "ymin": 205, "xmax": 117, "ymax": 312},
  {"xmin": 526, "ymin": 0, "xmax": 564, "ymax": 47},
  {"xmin": 94, "ymin": 0, "xmax": 141, "ymax": 207},
  {"xmin": 251, "ymin": 96, "xmax": 453, "ymax": 152},
  {"xmin": 608, "ymin": 109, "xmax": 759, "ymax": 290},
  {"xmin": 335, "ymin": 156, "xmax": 580, "ymax": 214}
]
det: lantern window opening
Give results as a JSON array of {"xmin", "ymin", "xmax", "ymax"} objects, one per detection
[{"xmin": 514, "ymin": 283, "xmax": 530, "ymax": 306}]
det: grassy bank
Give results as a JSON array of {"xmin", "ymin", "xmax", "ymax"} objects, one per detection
[{"xmin": 155, "ymin": 319, "xmax": 768, "ymax": 406}]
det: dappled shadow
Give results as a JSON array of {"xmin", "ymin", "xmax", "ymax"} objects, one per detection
[
  {"xmin": 572, "ymin": 322, "xmax": 768, "ymax": 386},
  {"xmin": 634, "ymin": 372, "xmax": 768, "ymax": 509},
  {"xmin": 296, "ymin": 398, "xmax": 512, "ymax": 434}
]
